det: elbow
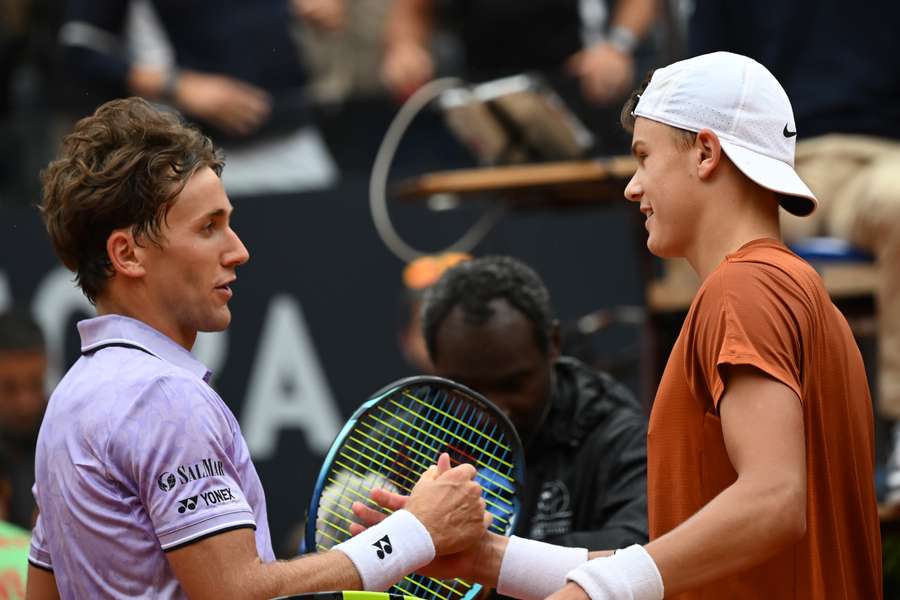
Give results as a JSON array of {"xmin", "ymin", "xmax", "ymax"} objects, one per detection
[{"xmin": 772, "ymin": 481, "xmax": 807, "ymax": 547}]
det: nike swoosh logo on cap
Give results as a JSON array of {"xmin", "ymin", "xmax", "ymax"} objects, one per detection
[{"xmin": 783, "ymin": 124, "xmax": 797, "ymax": 137}]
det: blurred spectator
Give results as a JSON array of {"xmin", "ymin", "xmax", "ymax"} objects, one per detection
[
  {"xmin": 0, "ymin": 0, "xmax": 65, "ymax": 206},
  {"xmin": 294, "ymin": 0, "xmax": 391, "ymax": 106},
  {"xmin": 688, "ymin": 0, "xmax": 900, "ymax": 512},
  {"xmin": 292, "ymin": 0, "xmax": 346, "ymax": 33},
  {"xmin": 0, "ymin": 309, "xmax": 46, "ymax": 530},
  {"xmin": 382, "ymin": 0, "xmax": 658, "ymax": 154},
  {"xmin": 0, "ymin": 0, "xmax": 29, "ymax": 117},
  {"xmin": 0, "ymin": 446, "xmax": 29, "ymax": 600},
  {"xmin": 397, "ymin": 252, "xmax": 470, "ymax": 373},
  {"xmin": 59, "ymin": 0, "xmax": 343, "ymax": 141},
  {"xmin": 422, "ymin": 256, "xmax": 648, "ymax": 552}
]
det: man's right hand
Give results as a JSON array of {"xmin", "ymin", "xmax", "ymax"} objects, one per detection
[
  {"xmin": 173, "ymin": 71, "xmax": 272, "ymax": 137},
  {"xmin": 405, "ymin": 453, "xmax": 487, "ymax": 555},
  {"xmin": 352, "ymin": 454, "xmax": 488, "ymax": 557}
]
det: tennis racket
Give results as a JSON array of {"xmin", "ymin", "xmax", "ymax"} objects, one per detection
[
  {"xmin": 275, "ymin": 592, "xmax": 423, "ymax": 600},
  {"xmin": 304, "ymin": 376, "xmax": 526, "ymax": 600}
]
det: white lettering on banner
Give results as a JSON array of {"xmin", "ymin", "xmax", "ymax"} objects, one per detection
[
  {"xmin": 241, "ymin": 294, "xmax": 342, "ymax": 459},
  {"xmin": 32, "ymin": 267, "xmax": 94, "ymax": 387}
]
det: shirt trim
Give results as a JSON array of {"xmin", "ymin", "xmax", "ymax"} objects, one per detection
[
  {"xmin": 28, "ymin": 557, "xmax": 53, "ymax": 572},
  {"xmin": 81, "ymin": 339, "xmax": 157, "ymax": 357},
  {"xmin": 161, "ymin": 522, "xmax": 257, "ymax": 552}
]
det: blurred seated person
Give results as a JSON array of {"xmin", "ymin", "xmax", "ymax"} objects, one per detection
[
  {"xmin": 0, "ymin": 446, "xmax": 30, "ymax": 600},
  {"xmin": 398, "ymin": 252, "xmax": 471, "ymax": 373},
  {"xmin": 0, "ymin": 309, "xmax": 47, "ymax": 529},
  {"xmin": 421, "ymin": 256, "xmax": 648, "ymax": 549},
  {"xmin": 382, "ymin": 0, "xmax": 658, "ymax": 154},
  {"xmin": 0, "ymin": 0, "xmax": 28, "ymax": 117},
  {"xmin": 688, "ymin": 0, "xmax": 900, "ymax": 514},
  {"xmin": 58, "ymin": 0, "xmax": 344, "ymax": 140}
]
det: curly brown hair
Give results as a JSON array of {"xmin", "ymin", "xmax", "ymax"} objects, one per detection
[
  {"xmin": 40, "ymin": 97, "xmax": 224, "ymax": 304},
  {"xmin": 620, "ymin": 69, "xmax": 697, "ymax": 150}
]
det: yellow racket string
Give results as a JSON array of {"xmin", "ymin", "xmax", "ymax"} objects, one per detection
[{"xmin": 313, "ymin": 384, "xmax": 522, "ymax": 600}]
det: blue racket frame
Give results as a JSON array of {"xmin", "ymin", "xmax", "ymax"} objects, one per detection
[{"xmin": 303, "ymin": 376, "xmax": 526, "ymax": 600}]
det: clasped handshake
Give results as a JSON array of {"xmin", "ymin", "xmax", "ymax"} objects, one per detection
[
  {"xmin": 336, "ymin": 453, "xmax": 503, "ymax": 588},
  {"xmin": 330, "ymin": 452, "xmax": 663, "ymax": 600}
]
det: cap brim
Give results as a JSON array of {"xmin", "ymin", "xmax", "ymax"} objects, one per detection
[{"xmin": 720, "ymin": 140, "xmax": 818, "ymax": 216}]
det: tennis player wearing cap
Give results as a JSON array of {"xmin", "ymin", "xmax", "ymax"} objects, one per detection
[{"xmin": 354, "ymin": 52, "xmax": 882, "ymax": 599}]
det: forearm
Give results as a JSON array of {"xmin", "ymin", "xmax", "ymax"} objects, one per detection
[
  {"xmin": 261, "ymin": 550, "xmax": 363, "ymax": 598},
  {"xmin": 176, "ymin": 549, "xmax": 362, "ymax": 600},
  {"xmin": 608, "ymin": 0, "xmax": 656, "ymax": 40},
  {"xmin": 385, "ymin": 0, "xmax": 432, "ymax": 48},
  {"xmin": 169, "ymin": 528, "xmax": 364, "ymax": 600},
  {"xmin": 471, "ymin": 532, "xmax": 509, "ymax": 588},
  {"xmin": 645, "ymin": 476, "xmax": 805, "ymax": 596}
]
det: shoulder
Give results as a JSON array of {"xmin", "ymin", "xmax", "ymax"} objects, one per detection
[
  {"xmin": 695, "ymin": 242, "xmax": 822, "ymax": 320},
  {"xmin": 46, "ymin": 348, "xmax": 224, "ymax": 437},
  {"xmin": 101, "ymin": 362, "xmax": 236, "ymax": 460}
]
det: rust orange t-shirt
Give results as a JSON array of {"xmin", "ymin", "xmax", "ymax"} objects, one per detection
[{"xmin": 648, "ymin": 238, "xmax": 881, "ymax": 599}]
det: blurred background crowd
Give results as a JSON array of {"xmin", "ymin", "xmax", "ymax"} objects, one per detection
[{"xmin": 1, "ymin": 0, "xmax": 898, "ymax": 596}]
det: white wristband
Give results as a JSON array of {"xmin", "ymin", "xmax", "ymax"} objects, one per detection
[
  {"xmin": 566, "ymin": 545, "xmax": 663, "ymax": 600},
  {"xmin": 497, "ymin": 536, "xmax": 589, "ymax": 600},
  {"xmin": 333, "ymin": 509, "xmax": 435, "ymax": 591}
]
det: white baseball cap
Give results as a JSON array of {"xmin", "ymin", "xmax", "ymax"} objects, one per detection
[{"xmin": 633, "ymin": 51, "xmax": 817, "ymax": 216}]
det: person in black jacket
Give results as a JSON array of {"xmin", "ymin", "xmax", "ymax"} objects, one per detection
[{"xmin": 421, "ymin": 255, "xmax": 648, "ymax": 549}]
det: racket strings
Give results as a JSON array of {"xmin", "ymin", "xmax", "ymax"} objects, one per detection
[
  {"xmin": 379, "ymin": 400, "xmax": 516, "ymax": 495},
  {"xmin": 313, "ymin": 384, "xmax": 522, "ymax": 600},
  {"xmin": 331, "ymin": 387, "xmax": 518, "ymax": 530},
  {"xmin": 353, "ymin": 419, "xmax": 514, "ymax": 527}
]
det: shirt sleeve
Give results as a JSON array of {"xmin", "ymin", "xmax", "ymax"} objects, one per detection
[
  {"xmin": 28, "ymin": 503, "xmax": 53, "ymax": 571},
  {"xmin": 691, "ymin": 262, "xmax": 805, "ymax": 409},
  {"xmin": 108, "ymin": 374, "xmax": 257, "ymax": 551}
]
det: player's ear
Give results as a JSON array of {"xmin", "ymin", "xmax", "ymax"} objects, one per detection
[
  {"xmin": 696, "ymin": 128, "xmax": 723, "ymax": 181},
  {"xmin": 107, "ymin": 228, "xmax": 147, "ymax": 279}
]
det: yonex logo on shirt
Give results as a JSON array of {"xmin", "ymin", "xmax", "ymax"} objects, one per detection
[
  {"xmin": 373, "ymin": 535, "xmax": 393, "ymax": 559},
  {"xmin": 177, "ymin": 496, "xmax": 199, "ymax": 513},
  {"xmin": 199, "ymin": 487, "xmax": 236, "ymax": 506},
  {"xmin": 174, "ymin": 488, "xmax": 239, "ymax": 515}
]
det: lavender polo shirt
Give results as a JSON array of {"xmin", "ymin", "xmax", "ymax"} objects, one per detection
[{"xmin": 29, "ymin": 315, "xmax": 274, "ymax": 598}]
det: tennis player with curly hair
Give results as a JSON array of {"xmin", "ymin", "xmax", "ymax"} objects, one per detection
[{"xmin": 28, "ymin": 97, "xmax": 487, "ymax": 599}]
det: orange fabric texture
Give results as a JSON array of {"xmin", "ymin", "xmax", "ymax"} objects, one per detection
[{"xmin": 648, "ymin": 238, "xmax": 881, "ymax": 599}]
